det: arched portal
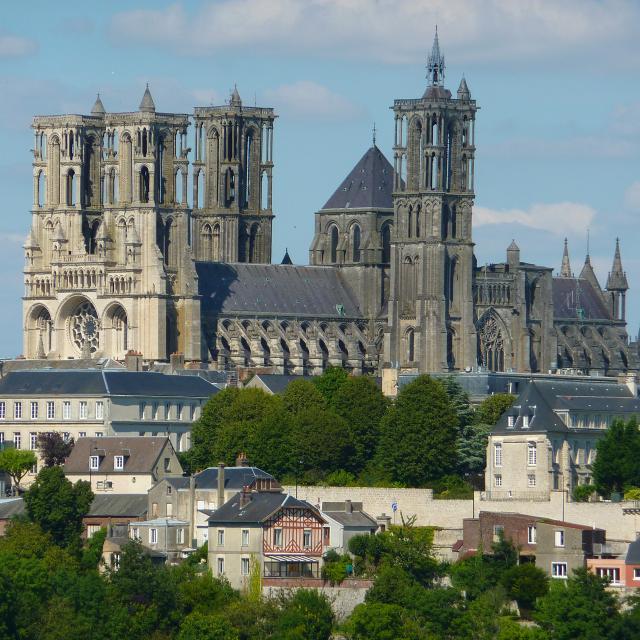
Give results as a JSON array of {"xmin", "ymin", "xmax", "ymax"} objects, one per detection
[
  {"xmin": 103, "ymin": 304, "xmax": 128, "ymax": 358},
  {"xmin": 477, "ymin": 313, "xmax": 505, "ymax": 372}
]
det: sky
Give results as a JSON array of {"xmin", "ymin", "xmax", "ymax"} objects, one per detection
[{"xmin": 1, "ymin": 0, "xmax": 640, "ymax": 357}]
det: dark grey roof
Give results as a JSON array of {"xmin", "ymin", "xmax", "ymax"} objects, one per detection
[
  {"xmin": 196, "ymin": 263, "xmax": 363, "ymax": 319},
  {"xmin": 626, "ymin": 539, "xmax": 640, "ymax": 565},
  {"xmin": 322, "ymin": 502, "xmax": 377, "ymax": 528},
  {"xmin": 195, "ymin": 466, "xmax": 275, "ymax": 490},
  {"xmin": 208, "ymin": 491, "xmax": 321, "ymax": 525},
  {"xmin": 0, "ymin": 498, "xmax": 25, "ymax": 519},
  {"xmin": 422, "ymin": 85, "xmax": 452, "ymax": 100},
  {"xmin": 0, "ymin": 370, "xmax": 218, "ymax": 398},
  {"xmin": 139, "ymin": 85, "xmax": 156, "ymax": 112},
  {"xmin": 322, "ymin": 145, "xmax": 394, "ymax": 210},
  {"xmin": 247, "ymin": 374, "xmax": 311, "ymax": 394},
  {"xmin": 87, "ymin": 494, "xmax": 148, "ymax": 517},
  {"xmin": 552, "ymin": 277, "xmax": 611, "ymax": 321}
]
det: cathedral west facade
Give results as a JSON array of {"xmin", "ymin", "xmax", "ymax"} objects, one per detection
[{"xmin": 22, "ymin": 34, "xmax": 637, "ymax": 377}]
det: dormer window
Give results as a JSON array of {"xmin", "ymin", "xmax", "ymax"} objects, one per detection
[
  {"xmin": 89, "ymin": 455, "xmax": 99, "ymax": 470},
  {"xmin": 507, "ymin": 415, "xmax": 515, "ymax": 427},
  {"xmin": 114, "ymin": 455, "xmax": 124, "ymax": 470},
  {"xmin": 522, "ymin": 415, "xmax": 529, "ymax": 428}
]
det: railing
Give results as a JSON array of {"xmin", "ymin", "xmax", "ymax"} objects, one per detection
[{"xmin": 481, "ymin": 490, "xmax": 551, "ymax": 502}]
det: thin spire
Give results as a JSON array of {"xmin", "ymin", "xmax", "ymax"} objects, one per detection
[
  {"xmin": 426, "ymin": 26, "xmax": 445, "ymax": 86},
  {"xmin": 561, "ymin": 237, "xmax": 572, "ymax": 277},
  {"xmin": 139, "ymin": 84, "xmax": 156, "ymax": 112},
  {"xmin": 372, "ymin": 122, "xmax": 377, "ymax": 146},
  {"xmin": 606, "ymin": 237, "xmax": 629, "ymax": 291}
]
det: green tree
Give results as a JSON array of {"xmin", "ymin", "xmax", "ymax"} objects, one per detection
[
  {"xmin": 178, "ymin": 612, "xmax": 239, "ymax": 640},
  {"xmin": 457, "ymin": 422, "xmax": 493, "ymax": 476},
  {"xmin": 343, "ymin": 602, "xmax": 425, "ymax": 640},
  {"xmin": 248, "ymin": 402, "xmax": 294, "ymax": 478},
  {"xmin": 282, "ymin": 379, "xmax": 326, "ymax": 415},
  {"xmin": 439, "ymin": 375, "xmax": 474, "ymax": 429},
  {"xmin": 24, "ymin": 466, "xmax": 93, "ymax": 548},
  {"xmin": 474, "ymin": 393, "xmax": 516, "ymax": 425},
  {"xmin": 534, "ymin": 568, "xmax": 619, "ymax": 640},
  {"xmin": 332, "ymin": 376, "xmax": 388, "ymax": 474},
  {"xmin": 0, "ymin": 447, "xmax": 37, "ymax": 492},
  {"xmin": 500, "ymin": 563, "xmax": 548, "ymax": 612},
  {"xmin": 593, "ymin": 417, "xmax": 640, "ymax": 496},
  {"xmin": 37, "ymin": 432, "xmax": 74, "ymax": 467},
  {"xmin": 376, "ymin": 376, "xmax": 458, "ymax": 486},
  {"xmin": 313, "ymin": 366, "xmax": 349, "ymax": 406},
  {"xmin": 274, "ymin": 589, "xmax": 334, "ymax": 640}
]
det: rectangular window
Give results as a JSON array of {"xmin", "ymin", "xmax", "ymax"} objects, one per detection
[
  {"xmin": 30, "ymin": 402, "xmax": 38, "ymax": 419},
  {"xmin": 13, "ymin": 432, "xmax": 21, "ymax": 449},
  {"xmin": 114, "ymin": 455, "xmax": 124, "ymax": 470},
  {"xmin": 493, "ymin": 524, "xmax": 504, "ymax": 542},
  {"xmin": 551, "ymin": 562, "xmax": 568, "ymax": 578},
  {"xmin": 555, "ymin": 530, "xmax": 565, "ymax": 547},
  {"xmin": 130, "ymin": 527, "xmax": 139, "ymax": 540},
  {"xmin": 522, "ymin": 415, "xmax": 529, "ymax": 428},
  {"xmin": 528, "ymin": 442, "xmax": 537, "ymax": 466},
  {"xmin": 86, "ymin": 524, "xmax": 101, "ymax": 538},
  {"xmin": 303, "ymin": 529, "xmax": 312, "ymax": 548},
  {"xmin": 494, "ymin": 443, "xmax": 503, "ymax": 467},
  {"xmin": 241, "ymin": 529, "xmax": 249, "ymax": 547},
  {"xmin": 217, "ymin": 557, "xmax": 225, "ymax": 575},
  {"xmin": 494, "ymin": 474, "xmax": 502, "ymax": 487},
  {"xmin": 63, "ymin": 401, "xmax": 71, "ymax": 420},
  {"xmin": 596, "ymin": 567, "xmax": 620, "ymax": 584},
  {"xmin": 63, "ymin": 432, "xmax": 70, "ymax": 442},
  {"xmin": 241, "ymin": 558, "xmax": 250, "ymax": 576},
  {"xmin": 89, "ymin": 455, "xmax": 99, "ymax": 470},
  {"xmin": 150, "ymin": 528, "xmax": 158, "ymax": 544},
  {"xmin": 166, "ymin": 503, "xmax": 173, "ymax": 517},
  {"xmin": 273, "ymin": 528, "xmax": 283, "ymax": 547},
  {"xmin": 0, "ymin": 432, "xmax": 4, "ymax": 444},
  {"xmin": 94, "ymin": 432, "xmax": 103, "ymax": 437},
  {"xmin": 217, "ymin": 529, "xmax": 225, "ymax": 546},
  {"xmin": 507, "ymin": 415, "xmax": 514, "ymax": 427},
  {"xmin": 79, "ymin": 401, "xmax": 87, "ymax": 419},
  {"xmin": 14, "ymin": 402, "xmax": 22, "ymax": 419},
  {"xmin": 0, "ymin": 401, "xmax": 6, "ymax": 419},
  {"xmin": 167, "ymin": 485, "xmax": 172, "ymax": 495},
  {"xmin": 177, "ymin": 528, "xmax": 184, "ymax": 544},
  {"xmin": 527, "ymin": 525, "xmax": 537, "ymax": 544},
  {"xmin": 30, "ymin": 432, "xmax": 37, "ymax": 450},
  {"xmin": 528, "ymin": 474, "xmax": 536, "ymax": 487},
  {"xmin": 634, "ymin": 568, "xmax": 640, "ymax": 581},
  {"xmin": 95, "ymin": 401, "xmax": 104, "ymax": 420},
  {"xmin": 79, "ymin": 431, "xmax": 86, "ymax": 438},
  {"xmin": 46, "ymin": 401, "xmax": 55, "ymax": 419}
]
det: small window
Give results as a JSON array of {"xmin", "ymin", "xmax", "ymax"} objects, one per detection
[
  {"xmin": 30, "ymin": 402, "xmax": 38, "ymax": 420},
  {"xmin": 522, "ymin": 415, "xmax": 529, "ymax": 428},
  {"xmin": 79, "ymin": 431, "xmax": 86, "ymax": 438},
  {"xmin": 0, "ymin": 432, "xmax": 4, "ymax": 444},
  {"xmin": 164, "ymin": 457, "xmax": 171, "ymax": 472},
  {"xmin": 152, "ymin": 502, "xmax": 159, "ymax": 517},
  {"xmin": 0, "ymin": 401, "xmax": 5, "ymax": 419},
  {"xmin": 217, "ymin": 529, "xmax": 225, "ymax": 546},
  {"xmin": 13, "ymin": 432, "xmax": 21, "ymax": 449},
  {"xmin": 96, "ymin": 401, "xmax": 104, "ymax": 420},
  {"xmin": 493, "ymin": 524, "xmax": 504, "ymax": 542},
  {"xmin": 130, "ymin": 527, "xmax": 139, "ymax": 540},
  {"xmin": 14, "ymin": 402, "xmax": 22, "ymax": 419},
  {"xmin": 494, "ymin": 474, "xmax": 502, "ymax": 487},
  {"xmin": 114, "ymin": 455, "xmax": 124, "ymax": 470},
  {"xmin": 63, "ymin": 401, "xmax": 71, "ymax": 420},
  {"xmin": 94, "ymin": 432, "xmax": 103, "ymax": 438},
  {"xmin": 166, "ymin": 503, "xmax": 173, "ymax": 517},
  {"xmin": 46, "ymin": 401, "xmax": 55, "ymax": 419},
  {"xmin": 30, "ymin": 432, "xmax": 37, "ymax": 450},
  {"xmin": 150, "ymin": 528, "xmax": 158, "ymax": 544},
  {"xmin": 596, "ymin": 567, "xmax": 620, "ymax": 584},
  {"xmin": 527, "ymin": 525, "xmax": 537, "ymax": 544},
  {"xmin": 555, "ymin": 530, "xmax": 565, "ymax": 547},
  {"xmin": 89, "ymin": 455, "xmax": 99, "ymax": 470},
  {"xmin": 273, "ymin": 528, "xmax": 283, "ymax": 547},
  {"xmin": 528, "ymin": 474, "xmax": 536, "ymax": 487},
  {"xmin": 79, "ymin": 401, "xmax": 87, "ymax": 419},
  {"xmin": 634, "ymin": 568, "xmax": 640, "ymax": 581},
  {"xmin": 528, "ymin": 442, "xmax": 537, "ymax": 466},
  {"xmin": 241, "ymin": 529, "xmax": 249, "ymax": 547},
  {"xmin": 217, "ymin": 557, "xmax": 225, "ymax": 575},
  {"xmin": 507, "ymin": 415, "xmax": 514, "ymax": 427},
  {"xmin": 177, "ymin": 528, "xmax": 184, "ymax": 544},
  {"xmin": 551, "ymin": 562, "xmax": 567, "ymax": 578},
  {"xmin": 303, "ymin": 529, "xmax": 312, "ymax": 548},
  {"xmin": 166, "ymin": 485, "xmax": 172, "ymax": 495},
  {"xmin": 494, "ymin": 443, "xmax": 503, "ymax": 467},
  {"xmin": 241, "ymin": 558, "xmax": 250, "ymax": 576}
]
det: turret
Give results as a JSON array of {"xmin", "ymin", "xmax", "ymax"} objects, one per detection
[
  {"xmin": 606, "ymin": 238, "xmax": 628, "ymax": 321},
  {"xmin": 560, "ymin": 238, "xmax": 572, "ymax": 277}
]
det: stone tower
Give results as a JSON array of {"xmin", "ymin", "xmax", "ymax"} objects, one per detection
[
  {"xmin": 191, "ymin": 87, "xmax": 276, "ymax": 263},
  {"xmin": 386, "ymin": 30, "xmax": 478, "ymax": 371},
  {"xmin": 606, "ymin": 238, "xmax": 629, "ymax": 321}
]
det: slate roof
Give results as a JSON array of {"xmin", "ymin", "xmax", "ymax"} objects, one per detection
[
  {"xmin": 0, "ymin": 370, "xmax": 218, "ymax": 398},
  {"xmin": 65, "ymin": 437, "xmax": 177, "ymax": 475},
  {"xmin": 552, "ymin": 277, "xmax": 611, "ymax": 321},
  {"xmin": 626, "ymin": 539, "xmax": 640, "ymax": 565},
  {"xmin": 194, "ymin": 466, "xmax": 276, "ymax": 490},
  {"xmin": 0, "ymin": 358, "xmax": 124, "ymax": 374},
  {"xmin": 0, "ymin": 498, "xmax": 25, "ymax": 519},
  {"xmin": 247, "ymin": 374, "xmax": 311, "ymax": 394},
  {"xmin": 87, "ymin": 494, "xmax": 148, "ymax": 517},
  {"xmin": 208, "ymin": 491, "xmax": 321, "ymax": 525},
  {"xmin": 322, "ymin": 145, "xmax": 395, "ymax": 210},
  {"xmin": 196, "ymin": 263, "xmax": 363, "ymax": 319},
  {"xmin": 322, "ymin": 501, "xmax": 377, "ymax": 528}
]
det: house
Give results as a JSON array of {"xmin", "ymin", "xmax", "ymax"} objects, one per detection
[
  {"xmin": 129, "ymin": 517, "xmax": 191, "ymax": 564},
  {"xmin": 535, "ymin": 519, "xmax": 605, "ymax": 579},
  {"xmin": 64, "ymin": 436, "xmax": 183, "ymax": 494},
  {"xmin": 485, "ymin": 377, "xmax": 640, "ymax": 501},
  {"xmin": 83, "ymin": 493, "xmax": 148, "ymax": 538},
  {"xmin": 586, "ymin": 538, "xmax": 640, "ymax": 589},
  {"xmin": 0, "ymin": 497, "xmax": 25, "ymax": 535},
  {"xmin": 147, "ymin": 458, "xmax": 279, "ymax": 547},
  {"xmin": 0, "ymin": 368, "xmax": 218, "ymax": 487},
  {"xmin": 101, "ymin": 527, "xmax": 167, "ymax": 572},
  {"xmin": 207, "ymin": 488, "xmax": 328, "ymax": 590},
  {"xmin": 243, "ymin": 374, "xmax": 311, "ymax": 394},
  {"xmin": 320, "ymin": 500, "xmax": 377, "ymax": 553}
]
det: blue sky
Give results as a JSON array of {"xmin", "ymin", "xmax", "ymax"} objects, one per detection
[{"xmin": 1, "ymin": 0, "xmax": 640, "ymax": 357}]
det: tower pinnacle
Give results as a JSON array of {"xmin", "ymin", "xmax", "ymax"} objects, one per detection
[
  {"xmin": 560, "ymin": 238, "xmax": 572, "ymax": 277},
  {"xmin": 426, "ymin": 26, "xmax": 445, "ymax": 86},
  {"xmin": 606, "ymin": 238, "xmax": 629, "ymax": 291}
]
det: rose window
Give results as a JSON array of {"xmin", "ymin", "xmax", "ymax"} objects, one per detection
[{"xmin": 69, "ymin": 301, "xmax": 100, "ymax": 353}]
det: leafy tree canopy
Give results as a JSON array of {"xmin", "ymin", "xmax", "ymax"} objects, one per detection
[
  {"xmin": 313, "ymin": 366, "xmax": 349, "ymax": 406},
  {"xmin": 37, "ymin": 432, "xmax": 74, "ymax": 467},
  {"xmin": 0, "ymin": 448, "xmax": 37, "ymax": 491},
  {"xmin": 474, "ymin": 393, "xmax": 516, "ymax": 426}
]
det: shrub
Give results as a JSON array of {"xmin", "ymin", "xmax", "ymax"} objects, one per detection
[
  {"xmin": 573, "ymin": 484, "xmax": 596, "ymax": 502},
  {"xmin": 624, "ymin": 487, "xmax": 640, "ymax": 501}
]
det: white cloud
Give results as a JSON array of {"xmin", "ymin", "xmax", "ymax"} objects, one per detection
[
  {"xmin": 475, "ymin": 202, "xmax": 596, "ymax": 236},
  {"xmin": 0, "ymin": 33, "xmax": 37, "ymax": 58},
  {"xmin": 624, "ymin": 181, "xmax": 640, "ymax": 210},
  {"xmin": 108, "ymin": 0, "xmax": 640, "ymax": 67},
  {"xmin": 263, "ymin": 81, "xmax": 364, "ymax": 121}
]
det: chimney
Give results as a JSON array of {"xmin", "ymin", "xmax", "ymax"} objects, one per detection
[
  {"xmin": 345, "ymin": 499, "xmax": 353, "ymax": 514},
  {"xmin": 236, "ymin": 452, "xmax": 249, "ymax": 467},
  {"xmin": 125, "ymin": 350, "xmax": 143, "ymax": 371},
  {"xmin": 189, "ymin": 474, "xmax": 196, "ymax": 546},
  {"xmin": 217, "ymin": 463, "xmax": 225, "ymax": 508},
  {"xmin": 239, "ymin": 484, "xmax": 252, "ymax": 508},
  {"xmin": 170, "ymin": 352, "xmax": 185, "ymax": 373}
]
